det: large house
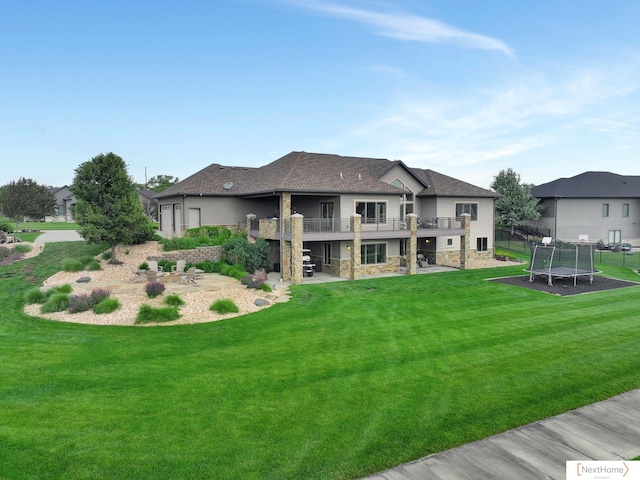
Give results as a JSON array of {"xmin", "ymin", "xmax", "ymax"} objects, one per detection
[
  {"xmin": 527, "ymin": 171, "xmax": 640, "ymax": 245},
  {"xmin": 155, "ymin": 152, "xmax": 497, "ymax": 283}
]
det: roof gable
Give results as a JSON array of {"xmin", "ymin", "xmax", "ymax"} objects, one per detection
[{"xmin": 412, "ymin": 169, "xmax": 498, "ymax": 198}]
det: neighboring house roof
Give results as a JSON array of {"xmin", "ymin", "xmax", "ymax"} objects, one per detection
[
  {"xmin": 412, "ymin": 169, "xmax": 498, "ymax": 198},
  {"xmin": 532, "ymin": 171, "xmax": 640, "ymax": 198},
  {"xmin": 155, "ymin": 151, "xmax": 497, "ymax": 199},
  {"xmin": 138, "ymin": 189, "xmax": 157, "ymax": 200}
]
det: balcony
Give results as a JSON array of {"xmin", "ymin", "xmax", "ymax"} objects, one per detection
[{"xmin": 249, "ymin": 216, "xmax": 464, "ymax": 241}]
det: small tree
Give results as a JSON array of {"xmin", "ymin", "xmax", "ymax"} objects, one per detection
[
  {"xmin": 491, "ymin": 168, "xmax": 544, "ymax": 234},
  {"xmin": 71, "ymin": 152, "xmax": 155, "ymax": 263},
  {"xmin": 0, "ymin": 178, "xmax": 57, "ymax": 232},
  {"xmin": 144, "ymin": 175, "xmax": 179, "ymax": 193}
]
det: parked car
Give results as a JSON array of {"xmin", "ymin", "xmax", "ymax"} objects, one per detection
[{"xmin": 609, "ymin": 243, "xmax": 632, "ymax": 252}]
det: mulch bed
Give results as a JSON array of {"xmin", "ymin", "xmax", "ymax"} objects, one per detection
[{"xmin": 490, "ymin": 274, "xmax": 640, "ymax": 296}]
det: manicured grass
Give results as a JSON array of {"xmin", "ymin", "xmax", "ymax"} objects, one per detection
[
  {"xmin": 15, "ymin": 221, "xmax": 79, "ymax": 230},
  {"xmin": 1, "ymin": 244, "xmax": 639, "ymax": 479}
]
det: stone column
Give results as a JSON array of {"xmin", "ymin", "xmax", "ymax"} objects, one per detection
[
  {"xmin": 406, "ymin": 213, "xmax": 418, "ymax": 275},
  {"xmin": 350, "ymin": 214, "xmax": 361, "ymax": 280},
  {"xmin": 291, "ymin": 213, "xmax": 303, "ymax": 285},
  {"xmin": 460, "ymin": 213, "xmax": 471, "ymax": 270},
  {"xmin": 246, "ymin": 214, "xmax": 256, "ymax": 237},
  {"xmin": 280, "ymin": 193, "xmax": 292, "ymax": 281}
]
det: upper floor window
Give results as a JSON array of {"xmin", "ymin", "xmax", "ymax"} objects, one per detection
[
  {"xmin": 623, "ymin": 203, "xmax": 630, "ymax": 217},
  {"xmin": 455, "ymin": 203, "xmax": 478, "ymax": 221},
  {"xmin": 602, "ymin": 203, "xmax": 609, "ymax": 217},
  {"xmin": 391, "ymin": 179, "xmax": 414, "ymax": 218},
  {"xmin": 356, "ymin": 201, "xmax": 387, "ymax": 224}
]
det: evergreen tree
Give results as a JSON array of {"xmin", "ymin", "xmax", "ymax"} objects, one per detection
[
  {"xmin": 71, "ymin": 153, "xmax": 155, "ymax": 262},
  {"xmin": 491, "ymin": 168, "xmax": 544, "ymax": 234}
]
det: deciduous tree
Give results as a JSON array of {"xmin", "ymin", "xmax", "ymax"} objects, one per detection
[
  {"xmin": 491, "ymin": 168, "xmax": 544, "ymax": 234},
  {"xmin": 71, "ymin": 153, "xmax": 155, "ymax": 262},
  {"xmin": 0, "ymin": 178, "xmax": 57, "ymax": 232}
]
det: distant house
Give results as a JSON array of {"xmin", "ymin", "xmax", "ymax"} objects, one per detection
[
  {"xmin": 527, "ymin": 171, "xmax": 640, "ymax": 245},
  {"xmin": 155, "ymin": 151, "xmax": 498, "ymax": 283},
  {"xmin": 46, "ymin": 187, "xmax": 158, "ymax": 222},
  {"xmin": 49, "ymin": 186, "xmax": 75, "ymax": 222}
]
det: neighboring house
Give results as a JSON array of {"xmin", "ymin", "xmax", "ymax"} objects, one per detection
[
  {"xmin": 527, "ymin": 171, "xmax": 640, "ymax": 245},
  {"xmin": 49, "ymin": 186, "xmax": 75, "ymax": 222},
  {"xmin": 155, "ymin": 152, "xmax": 497, "ymax": 283},
  {"xmin": 138, "ymin": 189, "xmax": 158, "ymax": 221},
  {"xmin": 47, "ymin": 187, "xmax": 159, "ymax": 222}
]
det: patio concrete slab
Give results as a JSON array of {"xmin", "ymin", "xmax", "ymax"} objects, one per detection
[{"xmin": 363, "ymin": 388, "xmax": 640, "ymax": 480}]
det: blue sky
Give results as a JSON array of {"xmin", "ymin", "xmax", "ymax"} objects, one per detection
[{"xmin": 2, "ymin": 0, "xmax": 639, "ymax": 190}]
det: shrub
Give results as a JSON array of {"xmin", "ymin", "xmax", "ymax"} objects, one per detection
[
  {"xmin": 145, "ymin": 282, "xmax": 166, "ymax": 298},
  {"xmin": 90, "ymin": 288, "xmax": 111, "ymax": 304},
  {"xmin": 0, "ymin": 246, "xmax": 11, "ymax": 261},
  {"xmin": 85, "ymin": 259, "xmax": 102, "ymax": 271},
  {"xmin": 94, "ymin": 298, "xmax": 120, "ymax": 314},
  {"xmin": 160, "ymin": 237, "xmax": 200, "ymax": 251},
  {"xmin": 0, "ymin": 220, "xmax": 13, "ymax": 233},
  {"xmin": 138, "ymin": 261, "xmax": 149, "ymax": 270},
  {"xmin": 62, "ymin": 258, "xmax": 84, "ymax": 272},
  {"xmin": 24, "ymin": 287, "xmax": 47, "ymax": 304},
  {"xmin": 195, "ymin": 260, "xmax": 217, "ymax": 273},
  {"xmin": 210, "ymin": 298, "xmax": 239, "ymax": 314},
  {"xmin": 46, "ymin": 284, "xmax": 73, "ymax": 297},
  {"xmin": 12, "ymin": 244, "xmax": 31, "ymax": 254},
  {"xmin": 68, "ymin": 294, "xmax": 95, "ymax": 314},
  {"xmin": 101, "ymin": 251, "xmax": 112, "ymax": 261},
  {"xmin": 164, "ymin": 294, "xmax": 185, "ymax": 307},
  {"xmin": 41, "ymin": 293, "xmax": 70, "ymax": 313},
  {"xmin": 222, "ymin": 235, "xmax": 269, "ymax": 273},
  {"xmin": 259, "ymin": 283, "xmax": 272, "ymax": 293},
  {"xmin": 158, "ymin": 259, "xmax": 175, "ymax": 272},
  {"xmin": 246, "ymin": 276, "xmax": 265, "ymax": 289},
  {"xmin": 135, "ymin": 304, "xmax": 181, "ymax": 324}
]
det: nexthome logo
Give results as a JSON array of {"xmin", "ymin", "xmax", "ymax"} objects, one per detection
[{"xmin": 566, "ymin": 461, "xmax": 638, "ymax": 479}]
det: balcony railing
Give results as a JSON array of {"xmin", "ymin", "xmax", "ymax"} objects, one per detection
[{"xmin": 256, "ymin": 217, "xmax": 463, "ymax": 235}]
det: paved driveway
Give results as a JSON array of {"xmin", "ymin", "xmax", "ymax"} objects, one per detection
[{"xmin": 33, "ymin": 230, "xmax": 84, "ymax": 243}]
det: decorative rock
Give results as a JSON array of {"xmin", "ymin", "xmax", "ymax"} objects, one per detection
[
  {"xmin": 76, "ymin": 276, "xmax": 91, "ymax": 283},
  {"xmin": 254, "ymin": 298, "xmax": 270, "ymax": 307}
]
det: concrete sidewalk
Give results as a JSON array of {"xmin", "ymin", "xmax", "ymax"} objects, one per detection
[
  {"xmin": 363, "ymin": 388, "xmax": 640, "ymax": 480},
  {"xmin": 33, "ymin": 230, "xmax": 84, "ymax": 243}
]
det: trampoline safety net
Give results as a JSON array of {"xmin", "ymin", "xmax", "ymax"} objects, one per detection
[{"xmin": 526, "ymin": 242, "xmax": 599, "ymax": 286}]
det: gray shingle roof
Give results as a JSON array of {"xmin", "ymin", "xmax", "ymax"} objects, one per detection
[
  {"xmin": 531, "ymin": 171, "xmax": 640, "ymax": 198},
  {"xmin": 412, "ymin": 168, "xmax": 498, "ymax": 198},
  {"xmin": 155, "ymin": 151, "xmax": 496, "ymax": 199},
  {"xmin": 156, "ymin": 164, "xmax": 257, "ymax": 198}
]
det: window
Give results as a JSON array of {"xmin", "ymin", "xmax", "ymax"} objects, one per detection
[
  {"xmin": 361, "ymin": 243, "xmax": 386, "ymax": 264},
  {"xmin": 322, "ymin": 243, "xmax": 331, "ymax": 264},
  {"xmin": 355, "ymin": 201, "xmax": 387, "ymax": 224},
  {"xmin": 476, "ymin": 237, "xmax": 488, "ymax": 251},
  {"xmin": 400, "ymin": 239, "xmax": 406, "ymax": 257},
  {"xmin": 455, "ymin": 203, "xmax": 478, "ymax": 221},
  {"xmin": 447, "ymin": 238, "xmax": 453, "ymax": 246},
  {"xmin": 608, "ymin": 230, "xmax": 621, "ymax": 243},
  {"xmin": 623, "ymin": 204, "xmax": 630, "ymax": 217},
  {"xmin": 602, "ymin": 203, "xmax": 609, "ymax": 217}
]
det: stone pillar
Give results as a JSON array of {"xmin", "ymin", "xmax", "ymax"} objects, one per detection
[
  {"xmin": 460, "ymin": 213, "xmax": 471, "ymax": 270},
  {"xmin": 246, "ymin": 214, "xmax": 256, "ymax": 237},
  {"xmin": 350, "ymin": 214, "xmax": 362, "ymax": 280},
  {"xmin": 291, "ymin": 214, "xmax": 303, "ymax": 285},
  {"xmin": 280, "ymin": 193, "xmax": 292, "ymax": 281},
  {"xmin": 406, "ymin": 213, "xmax": 418, "ymax": 275}
]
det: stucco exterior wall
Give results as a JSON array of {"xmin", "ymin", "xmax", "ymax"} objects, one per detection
[{"xmin": 554, "ymin": 198, "xmax": 640, "ymax": 243}]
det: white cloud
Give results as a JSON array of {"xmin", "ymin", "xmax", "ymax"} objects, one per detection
[
  {"xmin": 279, "ymin": 0, "xmax": 514, "ymax": 56},
  {"xmin": 349, "ymin": 63, "xmax": 640, "ymax": 171}
]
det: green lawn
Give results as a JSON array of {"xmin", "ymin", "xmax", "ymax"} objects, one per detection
[
  {"xmin": 1, "ymin": 243, "xmax": 639, "ymax": 479},
  {"xmin": 13, "ymin": 221, "xmax": 79, "ymax": 231}
]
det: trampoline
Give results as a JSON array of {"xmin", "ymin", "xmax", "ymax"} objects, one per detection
[{"xmin": 526, "ymin": 241, "xmax": 600, "ymax": 286}]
